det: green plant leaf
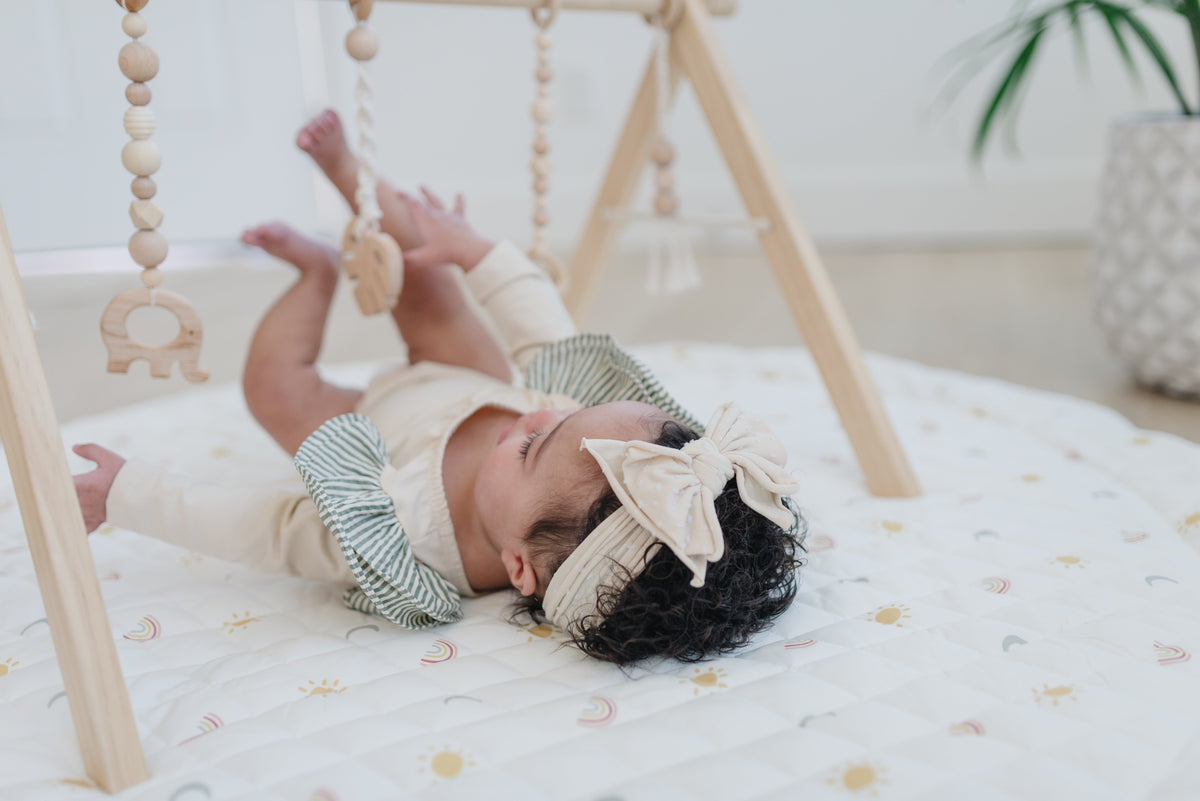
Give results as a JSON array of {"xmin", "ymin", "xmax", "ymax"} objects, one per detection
[
  {"xmin": 973, "ymin": 20, "xmax": 1049, "ymax": 160},
  {"xmin": 1096, "ymin": 3, "xmax": 1143, "ymax": 87},
  {"xmin": 1100, "ymin": 1, "xmax": 1194, "ymax": 113}
]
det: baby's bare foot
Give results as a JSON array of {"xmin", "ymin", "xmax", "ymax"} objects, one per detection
[
  {"xmin": 242, "ymin": 222, "xmax": 339, "ymax": 281},
  {"xmin": 297, "ymin": 109, "xmax": 358, "ymax": 192}
]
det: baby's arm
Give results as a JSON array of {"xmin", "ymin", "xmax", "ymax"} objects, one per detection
[
  {"xmin": 388, "ymin": 189, "xmax": 513, "ymax": 381},
  {"xmin": 71, "ymin": 444, "xmax": 352, "ymax": 583},
  {"xmin": 401, "ymin": 192, "xmax": 576, "ymax": 372}
]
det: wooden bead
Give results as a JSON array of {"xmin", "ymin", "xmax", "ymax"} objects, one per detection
[
  {"xmin": 350, "ymin": 0, "xmax": 375, "ymax": 21},
  {"xmin": 345, "ymin": 26, "xmax": 379, "ymax": 61},
  {"xmin": 655, "ymin": 169, "xmax": 674, "ymax": 191},
  {"xmin": 655, "ymin": 193, "xmax": 678, "ymax": 215},
  {"xmin": 122, "ymin": 12, "xmax": 147, "ymax": 38},
  {"xmin": 139, "ymin": 267, "xmax": 163, "ymax": 288},
  {"xmin": 533, "ymin": 178, "xmax": 548, "ymax": 195},
  {"xmin": 533, "ymin": 137, "xmax": 550, "ymax": 156},
  {"xmin": 532, "ymin": 98, "xmax": 552, "ymax": 124},
  {"xmin": 533, "ymin": 210, "xmax": 549, "ymax": 227},
  {"xmin": 530, "ymin": 156, "xmax": 551, "ymax": 177},
  {"xmin": 123, "ymin": 106, "xmax": 155, "ymax": 140},
  {"xmin": 536, "ymin": 65, "xmax": 553, "ymax": 84},
  {"xmin": 529, "ymin": 243, "xmax": 548, "ymax": 260},
  {"xmin": 129, "ymin": 229, "xmax": 168, "ymax": 267},
  {"xmin": 121, "ymin": 140, "xmax": 161, "ymax": 176},
  {"xmin": 125, "ymin": 82, "xmax": 151, "ymax": 106},
  {"xmin": 536, "ymin": 32, "xmax": 552, "ymax": 50},
  {"xmin": 129, "ymin": 199, "xmax": 164, "ymax": 230},
  {"xmin": 116, "ymin": 0, "xmax": 150, "ymax": 11},
  {"xmin": 119, "ymin": 41, "xmax": 159, "ymax": 82},
  {"xmin": 131, "ymin": 176, "xmax": 157, "ymax": 199},
  {"xmin": 651, "ymin": 139, "xmax": 675, "ymax": 167}
]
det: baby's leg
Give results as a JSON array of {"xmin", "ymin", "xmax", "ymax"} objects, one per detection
[
  {"xmin": 241, "ymin": 222, "xmax": 363, "ymax": 456},
  {"xmin": 298, "ymin": 110, "xmax": 511, "ymax": 381},
  {"xmin": 297, "ymin": 109, "xmax": 422, "ymax": 250}
]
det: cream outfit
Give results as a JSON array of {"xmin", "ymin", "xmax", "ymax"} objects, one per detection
[{"xmin": 107, "ymin": 242, "xmax": 577, "ymax": 596}]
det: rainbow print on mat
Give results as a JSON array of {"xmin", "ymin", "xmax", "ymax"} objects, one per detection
[
  {"xmin": 807, "ymin": 535, "xmax": 834, "ymax": 553},
  {"xmin": 949, "ymin": 720, "xmax": 985, "ymax": 736},
  {"xmin": 577, "ymin": 696, "xmax": 617, "ymax": 728},
  {"xmin": 981, "ymin": 577, "xmax": 1011, "ymax": 594},
  {"xmin": 421, "ymin": 640, "xmax": 458, "ymax": 665},
  {"xmin": 122, "ymin": 615, "xmax": 161, "ymax": 641},
  {"xmin": 181, "ymin": 714, "xmax": 224, "ymax": 744},
  {"xmin": 1154, "ymin": 641, "xmax": 1191, "ymax": 665},
  {"xmin": 784, "ymin": 638, "xmax": 817, "ymax": 650},
  {"xmin": 309, "ymin": 788, "xmax": 339, "ymax": 801}
]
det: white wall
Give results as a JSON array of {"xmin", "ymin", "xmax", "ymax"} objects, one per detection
[{"xmin": 1, "ymin": 0, "xmax": 1194, "ymax": 262}]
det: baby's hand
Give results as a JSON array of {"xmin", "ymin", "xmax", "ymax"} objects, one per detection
[
  {"xmin": 72, "ymin": 444, "xmax": 126, "ymax": 534},
  {"xmin": 399, "ymin": 187, "xmax": 494, "ymax": 273}
]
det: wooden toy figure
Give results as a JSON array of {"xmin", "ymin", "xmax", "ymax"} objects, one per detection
[
  {"xmin": 100, "ymin": 0, "xmax": 209, "ymax": 383},
  {"xmin": 341, "ymin": 0, "xmax": 404, "ymax": 316}
]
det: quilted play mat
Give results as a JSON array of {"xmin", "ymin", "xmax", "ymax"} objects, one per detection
[{"xmin": 2, "ymin": 343, "xmax": 1199, "ymax": 801}]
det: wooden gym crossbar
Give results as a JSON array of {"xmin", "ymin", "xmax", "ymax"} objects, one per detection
[{"xmin": 0, "ymin": 0, "xmax": 919, "ymax": 792}]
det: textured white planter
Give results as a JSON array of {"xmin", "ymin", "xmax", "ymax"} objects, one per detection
[{"xmin": 1091, "ymin": 114, "xmax": 1200, "ymax": 398}]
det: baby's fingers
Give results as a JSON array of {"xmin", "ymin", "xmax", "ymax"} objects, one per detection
[
  {"xmin": 419, "ymin": 185, "xmax": 446, "ymax": 211},
  {"xmin": 453, "ymin": 193, "xmax": 465, "ymax": 217},
  {"xmin": 73, "ymin": 443, "xmax": 116, "ymax": 468}
]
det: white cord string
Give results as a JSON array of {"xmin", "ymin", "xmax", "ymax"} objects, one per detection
[
  {"xmin": 654, "ymin": 15, "xmax": 669, "ymax": 143},
  {"xmin": 352, "ymin": 24, "xmax": 382, "ymax": 242}
]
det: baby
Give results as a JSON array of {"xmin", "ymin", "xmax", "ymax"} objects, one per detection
[{"xmin": 73, "ymin": 111, "xmax": 804, "ymax": 664}]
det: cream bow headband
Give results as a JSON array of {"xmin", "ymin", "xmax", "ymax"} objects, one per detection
[{"xmin": 542, "ymin": 402, "xmax": 800, "ymax": 630}]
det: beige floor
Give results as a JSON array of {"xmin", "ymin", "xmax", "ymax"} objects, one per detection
[{"xmin": 18, "ymin": 242, "xmax": 1200, "ymax": 444}]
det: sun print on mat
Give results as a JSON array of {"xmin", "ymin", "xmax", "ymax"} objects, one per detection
[
  {"xmin": 518, "ymin": 622, "xmax": 562, "ymax": 642},
  {"xmin": 867, "ymin": 604, "xmax": 912, "ymax": 627},
  {"xmin": 300, "ymin": 679, "xmax": 346, "ymax": 697},
  {"xmin": 224, "ymin": 611, "xmax": 261, "ymax": 634},
  {"xmin": 418, "ymin": 746, "xmax": 475, "ymax": 781},
  {"xmin": 0, "ymin": 657, "xmax": 17, "ymax": 677},
  {"xmin": 1051, "ymin": 555, "xmax": 1087, "ymax": 569},
  {"xmin": 679, "ymin": 667, "xmax": 728, "ymax": 696},
  {"xmin": 826, "ymin": 761, "xmax": 887, "ymax": 795},
  {"xmin": 1033, "ymin": 683, "xmax": 1078, "ymax": 706}
]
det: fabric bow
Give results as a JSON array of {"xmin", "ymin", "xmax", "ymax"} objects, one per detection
[{"xmin": 581, "ymin": 402, "xmax": 801, "ymax": 587}]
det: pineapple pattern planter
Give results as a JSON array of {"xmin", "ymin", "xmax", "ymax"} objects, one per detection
[{"xmin": 1092, "ymin": 115, "xmax": 1200, "ymax": 398}]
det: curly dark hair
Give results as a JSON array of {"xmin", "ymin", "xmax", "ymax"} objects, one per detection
[{"xmin": 513, "ymin": 418, "xmax": 806, "ymax": 665}]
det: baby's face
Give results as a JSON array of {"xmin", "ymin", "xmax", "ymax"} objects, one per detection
[{"xmin": 473, "ymin": 400, "xmax": 664, "ymax": 589}]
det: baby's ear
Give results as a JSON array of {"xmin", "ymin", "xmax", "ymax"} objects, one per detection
[{"xmin": 500, "ymin": 549, "xmax": 538, "ymax": 597}]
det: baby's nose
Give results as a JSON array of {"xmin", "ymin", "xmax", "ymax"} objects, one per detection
[{"xmin": 525, "ymin": 407, "xmax": 563, "ymax": 432}]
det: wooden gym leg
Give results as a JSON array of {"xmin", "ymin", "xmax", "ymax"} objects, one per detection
[
  {"xmin": 0, "ymin": 206, "xmax": 148, "ymax": 792},
  {"xmin": 672, "ymin": 0, "xmax": 920, "ymax": 498}
]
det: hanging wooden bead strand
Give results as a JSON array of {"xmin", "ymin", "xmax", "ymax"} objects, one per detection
[
  {"xmin": 646, "ymin": 7, "xmax": 699, "ymax": 294},
  {"xmin": 341, "ymin": 0, "xmax": 403, "ymax": 317},
  {"xmin": 529, "ymin": 0, "xmax": 566, "ymax": 288},
  {"xmin": 101, "ymin": 0, "xmax": 209, "ymax": 382}
]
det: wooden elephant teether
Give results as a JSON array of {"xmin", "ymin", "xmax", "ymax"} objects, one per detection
[
  {"xmin": 100, "ymin": 288, "xmax": 209, "ymax": 382},
  {"xmin": 341, "ymin": 222, "xmax": 403, "ymax": 316}
]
